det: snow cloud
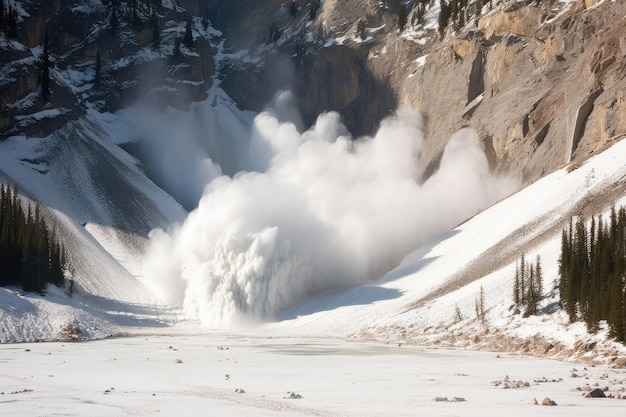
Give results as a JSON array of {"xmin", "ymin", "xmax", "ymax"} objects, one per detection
[{"xmin": 143, "ymin": 92, "xmax": 515, "ymax": 326}]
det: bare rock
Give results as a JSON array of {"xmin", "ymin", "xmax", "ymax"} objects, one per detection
[
  {"xmin": 586, "ymin": 388, "xmax": 606, "ymax": 398},
  {"xmin": 541, "ymin": 397, "xmax": 557, "ymax": 406}
]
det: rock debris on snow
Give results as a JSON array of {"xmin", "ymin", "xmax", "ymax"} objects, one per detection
[{"xmin": 541, "ymin": 397, "xmax": 557, "ymax": 406}]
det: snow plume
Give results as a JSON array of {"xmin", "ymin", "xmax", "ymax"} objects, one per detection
[
  {"xmin": 134, "ymin": 109, "xmax": 222, "ymax": 211},
  {"xmin": 144, "ymin": 94, "xmax": 515, "ymax": 326},
  {"xmin": 130, "ymin": 98, "xmax": 252, "ymax": 211}
]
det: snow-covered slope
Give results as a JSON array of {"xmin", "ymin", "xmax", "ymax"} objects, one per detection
[
  {"xmin": 3, "ymin": 100, "xmax": 626, "ymax": 364},
  {"xmin": 263, "ymin": 137, "xmax": 626, "ymax": 363},
  {"xmin": 0, "ymin": 110, "xmax": 186, "ymax": 341}
]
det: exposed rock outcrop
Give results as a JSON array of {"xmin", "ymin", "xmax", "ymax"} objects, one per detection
[{"xmin": 2, "ymin": 0, "xmax": 625, "ymax": 186}]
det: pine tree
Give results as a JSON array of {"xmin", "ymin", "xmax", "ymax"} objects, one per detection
[
  {"xmin": 356, "ymin": 18, "xmax": 366, "ymax": 40},
  {"xmin": 451, "ymin": 0, "xmax": 458, "ymax": 25},
  {"xmin": 475, "ymin": 285, "xmax": 486, "ymax": 323},
  {"xmin": 132, "ymin": 5, "xmax": 142, "ymax": 30},
  {"xmin": 398, "ymin": 2, "xmax": 407, "ymax": 33},
  {"xmin": 39, "ymin": 31, "xmax": 51, "ymax": 102},
  {"xmin": 519, "ymin": 252, "xmax": 528, "ymax": 305},
  {"xmin": 513, "ymin": 261, "xmax": 520, "ymax": 307},
  {"xmin": 535, "ymin": 254, "xmax": 543, "ymax": 301},
  {"xmin": 438, "ymin": 0, "xmax": 450, "ymax": 39},
  {"xmin": 151, "ymin": 11, "xmax": 160, "ymax": 49},
  {"xmin": 290, "ymin": 0, "xmax": 298, "ymax": 17},
  {"xmin": 524, "ymin": 264, "xmax": 536, "ymax": 317},
  {"xmin": 5, "ymin": 4, "xmax": 18, "ymax": 38},
  {"xmin": 310, "ymin": 0, "xmax": 320, "ymax": 20},
  {"xmin": 110, "ymin": 6, "xmax": 119, "ymax": 35},
  {"xmin": 182, "ymin": 17, "xmax": 193, "ymax": 48},
  {"xmin": 0, "ymin": 185, "xmax": 66, "ymax": 293},
  {"xmin": 474, "ymin": 0, "xmax": 483, "ymax": 20},
  {"xmin": 0, "ymin": 1, "xmax": 5, "ymax": 35}
]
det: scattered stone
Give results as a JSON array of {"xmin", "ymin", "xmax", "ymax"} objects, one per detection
[
  {"xmin": 235, "ymin": 388, "xmax": 245, "ymax": 394},
  {"xmin": 432, "ymin": 396, "xmax": 466, "ymax": 402},
  {"xmin": 531, "ymin": 397, "xmax": 538, "ymax": 405},
  {"xmin": 104, "ymin": 390, "xmax": 111, "ymax": 394},
  {"xmin": 175, "ymin": 358, "xmax": 183, "ymax": 364},
  {"xmin": 225, "ymin": 374, "xmax": 230, "ymax": 380},
  {"xmin": 541, "ymin": 397, "xmax": 557, "ymax": 406},
  {"xmin": 9, "ymin": 389, "xmax": 32, "ymax": 395},
  {"xmin": 285, "ymin": 391, "xmax": 302, "ymax": 399},
  {"xmin": 586, "ymin": 388, "xmax": 606, "ymax": 398}
]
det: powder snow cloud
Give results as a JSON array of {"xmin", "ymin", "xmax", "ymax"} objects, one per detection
[{"xmin": 143, "ymin": 93, "xmax": 516, "ymax": 326}]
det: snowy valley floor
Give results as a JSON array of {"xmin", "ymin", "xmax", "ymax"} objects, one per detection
[{"xmin": 1, "ymin": 335, "xmax": 625, "ymax": 417}]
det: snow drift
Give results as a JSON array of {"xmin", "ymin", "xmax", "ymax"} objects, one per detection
[{"xmin": 144, "ymin": 92, "xmax": 515, "ymax": 325}]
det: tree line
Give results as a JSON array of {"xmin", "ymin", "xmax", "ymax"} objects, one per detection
[
  {"xmin": 0, "ymin": 0, "xmax": 19, "ymax": 38},
  {"xmin": 559, "ymin": 207, "xmax": 626, "ymax": 342},
  {"xmin": 0, "ymin": 184, "xmax": 66, "ymax": 293}
]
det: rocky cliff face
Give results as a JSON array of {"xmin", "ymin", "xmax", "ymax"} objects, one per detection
[
  {"xmin": 2, "ymin": 0, "xmax": 625, "ymax": 186},
  {"xmin": 1, "ymin": 0, "xmax": 216, "ymax": 139},
  {"xmin": 209, "ymin": 0, "xmax": 626, "ymax": 184},
  {"xmin": 411, "ymin": 0, "xmax": 626, "ymax": 184}
]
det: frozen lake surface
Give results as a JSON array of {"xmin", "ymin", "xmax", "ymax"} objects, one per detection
[{"xmin": 1, "ymin": 336, "xmax": 625, "ymax": 416}]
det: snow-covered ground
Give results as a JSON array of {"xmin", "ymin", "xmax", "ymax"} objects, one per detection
[
  {"xmin": 1, "ymin": 336, "xmax": 625, "ymax": 417},
  {"xmin": 2, "ymin": 109, "xmax": 626, "ymax": 363}
]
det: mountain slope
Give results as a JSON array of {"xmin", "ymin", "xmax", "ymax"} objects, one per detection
[
  {"xmin": 268, "ymin": 137, "xmax": 626, "ymax": 364},
  {"xmin": 0, "ymin": 0, "xmax": 625, "ymax": 365}
]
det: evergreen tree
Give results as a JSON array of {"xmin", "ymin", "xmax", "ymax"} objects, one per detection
[
  {"xmin": 0, "ymin": 1, "xmax": 5, "ymax": 35},
  {"xmin": 535, "ymin": 254, "xmax": 543, "ymax": 301},
  {"xmin": 110, "ymin": 6, "xmax": 119, "ymax": 35},
  {"xmin": 513, "ymin": 261, "xmax": 520, "ymax": 307},
  {"xmin": 356, "ymin": 18, "xmax": 366, "ymax": 40},
  {"xmin": 398, "ymin": 2, "xmax": 407, "ymax": 33},
  {"xmin": 290, "ymin": 0, "xmax": 298, "ymax": 17},
  {"xmin": 474, "ymin": 0, "xmax": 483, "ymax": 20},
  {"xmin": 438, "ymin": 0, "xmax": 450, "ymax": 39},
  {"xmin": 413, "ymin": 3, "xmax": 426, "ymax": 26},
  {"xmin": 132, "ymin": 5, "xmax": 142, "ymax": 30},
  {"xmin": 39, "ymin": 31, "xmax": 51, "ymax": 102},
  {"xmin": 475, "ymin": 285, "xmax": 486, "ymax": 323},
  {"xmin": 151, "ymin": 11, "xmax": 160, "ymax": 49},
  {"xmin": 519, "ymin": 252, "xmax": 528, "ymax": 305},
  {"xmin": 451, "ymin": 0, "xmax": 458, "ymax": 24},
  {"xmin": 310, "ymin": 0, "xmax": 320, "ymax": 20},
  {"xmin": 0, "ymin": 185, "xmax": 66, "ymax": 293},
  {"xmin": 182, "ymin": 17, "xmax": 193, "ymax": 48},
  {"xmin": 524, "ymin": 264, "xmax": 536, "ymax": 317},
  {"xmin": 558, "ymin": 208, "xmax": 626, "ymax": 343},
  {"xmin": 5, "ymin": 4, "xmax": 18, "ymax": 38}
]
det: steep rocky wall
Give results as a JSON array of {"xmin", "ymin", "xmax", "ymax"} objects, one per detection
[
  {"xmin": 402, "ymin": 0, "xmax": 626, "ymax": 184},
  {"xmin": 213, "ymin": 0, "xmax": 625, "ymax": 185},
  {"xmin": 1, "ymin": 0, "xmax": 217, "ymax": 139}
]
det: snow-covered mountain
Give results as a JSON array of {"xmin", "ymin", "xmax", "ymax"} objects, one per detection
[{"xmin": 1, "ymin": 0, "xmax": 625, "ymax": 366}]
